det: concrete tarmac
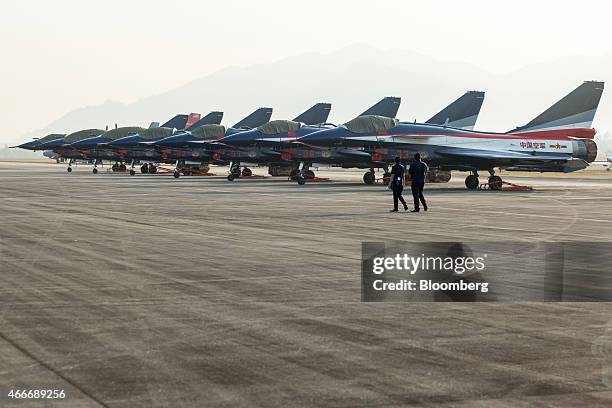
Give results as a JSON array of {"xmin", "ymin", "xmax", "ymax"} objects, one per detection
[{"xmin": 1, "ymin": 162, "xmax": 612, "ymax": 407}]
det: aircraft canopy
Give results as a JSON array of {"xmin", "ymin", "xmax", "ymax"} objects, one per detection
[
  {"xmin": 139, "ymin": 127, "xmax": 175, "ymax": 140},
  {"xmin": 102, "ymin": 127, "xmax": 146, "ymax": 140},
  {"xmin": 38, "ymin": 134, "xmax": 66, "ymax": 143},
  {"xmin": 191, "ymin": 124, "xmax": 226, "ymax": 139},
  {"xmin": 64, "ymin": 129, "xmax": 105, "ymax": 143},
  {"xmin": 344, "ymin": 115, "xmax": 399, "ymax": 134},
  {"xmin": 257, "ymin": 120, "xmax": 302, "ymax": 135}
]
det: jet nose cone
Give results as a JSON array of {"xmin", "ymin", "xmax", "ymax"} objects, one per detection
[{"xmin": 16, "ymin": 140, "xmax": 39, "ymax": 149}]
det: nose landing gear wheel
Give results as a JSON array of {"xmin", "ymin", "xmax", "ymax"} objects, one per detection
[
  {"xmin": 363, "ymin": 171, "xmax": 375, "ymax": 185},
  {"xmin": 465, "ymin": 175, "xmax": 479, "ymax": 190},
  {"xmin": 173, "ymin": 171, "xmax": 180, "ymax": 179},
  {"xmin": 489, "ymin": 175, "xmax": 502, "ymax": 190},
  {"xmin": 227, "ymin": 174, "xmax": 236, "ymax": 181},
  {"xmin": 67, "ymin": 167, "xmax": 72, "ymax": 173},
  {"xmin": 92, "ymin": 168, "xmax": 98, "ymax": 174}
]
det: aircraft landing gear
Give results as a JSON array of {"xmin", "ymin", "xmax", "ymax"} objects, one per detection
[
  {"xmin": 147, "ymin": 163, "xmax": 157, "ymax": 174},
  {"xmin": 242, "ymin": 167, "xmax": 252, "ymax": 177},
  {"xmin": 488, "ymin": 169, "xmax": 502, "ymax": 190},
  {"xmin": 140, "ymin": 164, "xmax": 149, "ymax": 174},
  {"xmin": 294, "ymin": 161, "xmax": 311, "ymax": 185},
  {"xmin": 67, "ymin": 159, "xmax": 73, "ymax": 173},
  {"xmin": 465, "ymin": 171, "xmax": 479, "ymax": 190},
  {"xmin": 363, "ymin": 169, "xmax": 375, "ymax": 185},
  {"xmin": 92, "ymin": 168, "xmax": 98, "ymax": 174},
  {"xmin": 227, "ymin": 161, "xmax": 241, "ymax": 181}
]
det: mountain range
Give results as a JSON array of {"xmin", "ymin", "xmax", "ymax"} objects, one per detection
[{"xmin": 12, "ymin": 44, "xmax": 612, "ymax": 158}]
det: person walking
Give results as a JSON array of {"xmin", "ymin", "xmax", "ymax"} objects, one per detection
[
  {"xmin": 408, "ymin": 153, "xmax": 428, "ymax": 212},
  {"xmin": 389, "ymin": 156, "xmax": 408, "ymax": 212}
]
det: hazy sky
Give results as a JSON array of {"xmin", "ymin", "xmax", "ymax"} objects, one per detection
[{"xmin": 2, "ymin": 0, "xmax": 612, "ymax": 141}]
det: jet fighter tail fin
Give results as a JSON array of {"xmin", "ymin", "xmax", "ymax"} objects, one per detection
[
  {"xmin": 427, "ymin": 91, "xmax": 485, "ymax": 130},
  {"xmin": 508, "ymin": 81, "xmax": 604, "ymax": 133},
  {"xmin": 183, "ymin": 113, "xmax": 201, "ymax": 130},
  {"xmin": 186, "ymin": 111, "xmax": 224, "ymax": 130},
  {"xmin": 161, "ymin": 114, "xmax": 190, "ymax": 130},
  {"xmin": 233, "ymin": 107, "xmax": 273, "ymax": 129},
  {"xmin": 360, "ymin": 97, "xmax": 401, "ymax": 118},
  {"xmin": 292, "ymin": 103, "xmax": 332, "ymax": 125}
]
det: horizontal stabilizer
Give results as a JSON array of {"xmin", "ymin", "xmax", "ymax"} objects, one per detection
[
  {"xmin": 187, "ymin": 111, "xmax": 224, "ymax": 130},
  {"xmin": 360, "ymin": 97, "xmax": 401, "ymax": 118},
  {"xmin": 509, "ymin": 81, "xmax": 604, "ymax": 133},
  {"xmin": 233, "ymin": 107, "xmax": 273, "ymax": 129},
  {"xmin": 427, "ymin": 91, "xmax": 485, "ymax": 130},
  {"xmin": 293, "ymin": 103, "xmax": 332, "ymax": 125}
]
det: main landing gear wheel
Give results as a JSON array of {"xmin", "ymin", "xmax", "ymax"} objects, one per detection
[
  {"xmin": 296, "ymin": 176, "xmax": 306, "ymax": 185},
  {"xmin": 303, "ymin": 170, "xmax": 315, "ymax": 179},
  {"xmin": 92, "ymin": 168, "xmax": 98, "ymax": 174},
  {"xmin": 465, "ymin": 175, "xmax": 479, "ymax": 190},
  {"xmin": 130, "ymin": 170, "xmax": 136, "ymax": 176},
  {"xmin": 241, "ymin": 168, "xmax": 252, "ymax": 177},
  {"xmin": 489, "ymin": 175, "xmax": 502, "ymax": 190},
  {"xmin": 112, "ymin": 163, "xmax": 118, "ymax": 172},
  {"xmin": 67, "ymin": 167, "xmax": 72, "ymax": 173},
  {"xmin": 147, "ymin": 164, "xmax": 157, "ymax": 174},
  {"xmin": 141, "ymin": 164, "xmax": 149, "ymax": 174},
  {"xmin": 289, "ymin": 169, "xmax": 300, "ymax": 180},
  {"xmin": 363, "ymin": 171, "xmax": 375, "ymax": 185},
  {"xmin": 382, "ymin": 172, "xmax": 391, "ymax": 185}
]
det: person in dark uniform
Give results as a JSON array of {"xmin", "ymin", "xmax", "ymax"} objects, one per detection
[
  {"xmin": 408, "ymin": 153, "xmax": 428, "ymax": 212},
  {"xmin": 389, "ymin": 156, "xmax": 408, "ymax": 212}
]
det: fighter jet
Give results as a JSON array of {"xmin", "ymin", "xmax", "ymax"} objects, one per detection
[
  {"xmin": 214, "ymin": 97, "xmax": 401, "ymax": 180},
  {"xmin": 219, "ymin": 92, "xmax": 484, "ymax": 182},
  {"xmin": 152, "ymin": 107, "xmax": 274, "ymax": 177},
  {"xmin": 63, "ymin": 114, "xmax": 199, "ymax": 173},
  {"xmin": 154, "ymin": 103, "xmax": 338, "ymax": 178},
  {"xmin": 296, "ymin": 81, "xmax": 603, "ymax": 187},
  {"xmin": 102, "ymin": 112, "xmax": 223, "ymax": 175}
]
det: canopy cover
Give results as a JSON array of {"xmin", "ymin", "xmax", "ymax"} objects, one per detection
[
  {"xmin": 344, "ymin": 115, "xmax": 399, "ymax": 134},
  {"xmin": 139, "ymin": 127, "xmax": 175, "ymax": 140},
  {"xmin": 102, "ymin": 127, "xmax": 146, "ymax": 140},
  {"xmin": 191, "ymin": 124, "xmax": 226, "ymax": 139},
  {"xmin": 38, "ymin": 133, "xmax": 66, "ymax": 143},
  {"xmin": 64, "ymin": 129, "xmax": 106, "ymax": 143},
  {"xmin": 257, "ymin": 120, "xmax": 301, "ymax": 135}
]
